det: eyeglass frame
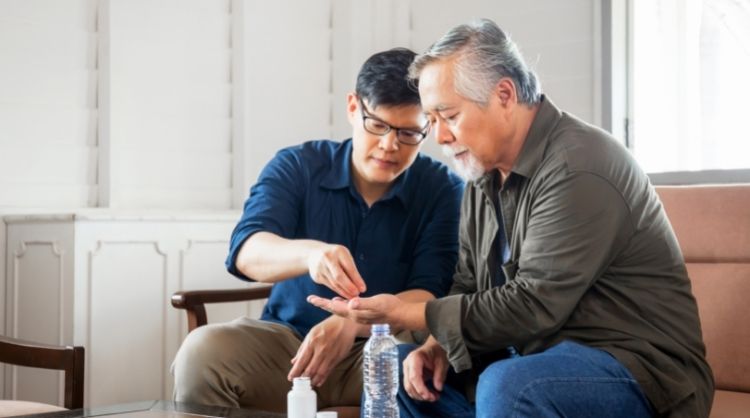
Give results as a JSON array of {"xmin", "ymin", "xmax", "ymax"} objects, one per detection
[{"xmin": 358, "ymin": 97, "xmax": 431, "ymax": 145}]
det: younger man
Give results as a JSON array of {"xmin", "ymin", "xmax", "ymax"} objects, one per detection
[{"xmin": 172, "ymin": 48, "xmax": 463, "ymax": 412}]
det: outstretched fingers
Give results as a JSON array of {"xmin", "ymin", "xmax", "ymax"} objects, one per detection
[{"xmin": 307, "ymin": 295, "xmax": 350, "ymax": 316}]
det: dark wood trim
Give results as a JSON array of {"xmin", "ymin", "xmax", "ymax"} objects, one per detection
[
  {"xmin": 0, "ymin": 335, "xmax": 85, "ymax": 409},
  {"xmin": 171, "ymin": 285, "xmax": 272, "ymax": 331}
]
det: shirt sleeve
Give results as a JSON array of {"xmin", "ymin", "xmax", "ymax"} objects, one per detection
[
  {"xmin": 426, "ymin": 168, "xmax": 635, "ymax": 372},
  {"xmin": 402, "ymin": 176, "xmax": 464, "ymax": 298},
  {"xmin": 225, "ymin": 148, "xmax": 305, "ymax": 280}
]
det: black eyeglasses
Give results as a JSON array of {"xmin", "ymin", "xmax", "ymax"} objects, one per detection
[{"xmin": 359, "ymin": 98, "xmax": 430, "ymax": 145}]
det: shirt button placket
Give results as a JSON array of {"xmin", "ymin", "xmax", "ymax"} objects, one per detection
[{"xmin": 357, "ymin": 205, "xmax": 369, "ymax": 263}]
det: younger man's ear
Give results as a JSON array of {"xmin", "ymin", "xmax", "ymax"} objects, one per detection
[{"xmin": 346, "ymin": 93, "xmax": 359, "ymax": 124}]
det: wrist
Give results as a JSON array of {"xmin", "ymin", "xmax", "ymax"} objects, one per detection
[
  {"xmin": 399, "ymin": 301, "xmax": 428, "ymax": 331},
  {"xmin": 335, "ymin": 315, "xmax": 371, "ymax": 338},
  {"xmin": 302, "ymin": 240, "xmax": 325, "ymax": 273},
  {"xmin": 324, "ymin": 315, "xmax": 360, "ymax": 339},
  {"xmin": 424, "ymin": 336, "xmax": 445, "ymax": 355}
]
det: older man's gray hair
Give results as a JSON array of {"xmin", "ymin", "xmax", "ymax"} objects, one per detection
[{"xmin": 409, "ymin": 18, "xmax": 541, "ymax": 106}]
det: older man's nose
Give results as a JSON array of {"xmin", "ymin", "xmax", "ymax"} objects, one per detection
[{"xmin": 433, "ymin": 120, "xmax": 454, "ymax": 145}]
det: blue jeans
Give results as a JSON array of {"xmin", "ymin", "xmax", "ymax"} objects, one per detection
[{"xmin": 397, "ymin": 341, "xmax": 654, "ymax": 418}]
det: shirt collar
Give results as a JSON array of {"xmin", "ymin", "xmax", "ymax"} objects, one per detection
[
  {"xmin": 319, "ymin": 139, "xmax": 352, "ymax": 190},
  {"xmin": 473, "ymin": 170, "xmax": 495, "ymax": 190},
  {"xmin": 319, "ymin": 138, "xmax": 412, "ymax": 207}
]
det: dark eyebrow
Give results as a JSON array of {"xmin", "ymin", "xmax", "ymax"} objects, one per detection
[{"xmin": 367, "ymin": 111, "xmax": 426, "ymax": 132}]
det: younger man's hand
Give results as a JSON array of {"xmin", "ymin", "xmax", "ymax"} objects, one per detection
[
  {"xmin": 287, "ymin": 316, "xmax": 358, "ymax": 387},
  {"xmin": 307, "ymin": 244, "xmax": 367, "ymax": 299}
]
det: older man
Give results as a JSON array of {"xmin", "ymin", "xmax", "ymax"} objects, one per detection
[{"xmin": 309, "ymin": 19, "xmax": 713, "ymax": 418}]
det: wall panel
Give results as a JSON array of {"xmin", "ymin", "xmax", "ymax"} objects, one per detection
[
  {"xmin": 11, "ymin": 242, "xmax": 65, "ymax": 406},
  {"xmin": 3, "ymin": 220, "xmax": 75, "ymax": 405},
  {"xmin": 88, "ymin": 241, "xmax": 167, "ymax": 405}
]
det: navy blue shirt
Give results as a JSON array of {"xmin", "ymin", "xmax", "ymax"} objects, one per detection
[{"xmin": 226, "ymin": 139, "xmax": 464, "ymax": 337}]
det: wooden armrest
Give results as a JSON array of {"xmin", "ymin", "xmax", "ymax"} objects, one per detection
[
  {"xmin": 0, "ymin": 336, "xmax": 84, "ymax": 409},
  {"xmin": 171, "ymin": 285, "xmax": 273, "ymax": 332},
  {"xmin": 0, "ymin": 335, "xmax": 79, "ymax": 361}
]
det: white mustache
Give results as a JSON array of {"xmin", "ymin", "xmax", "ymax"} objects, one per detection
[{"xmin": 441, "ymin": 145, "xmax": 468, "ymax": 158}]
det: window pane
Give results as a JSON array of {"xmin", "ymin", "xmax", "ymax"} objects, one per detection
[{"xmin": 631, "ymin": 0, "xmax": 750, "ymax": 173}]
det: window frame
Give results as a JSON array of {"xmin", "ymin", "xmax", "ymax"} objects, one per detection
[{"xmin": 602, "ymin": 0, "xmax": 750, "ymax": 185}]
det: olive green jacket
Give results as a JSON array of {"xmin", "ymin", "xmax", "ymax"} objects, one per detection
[{"xmin": 425, "ymin": 96, "xmax": 713, "ymax": 417}]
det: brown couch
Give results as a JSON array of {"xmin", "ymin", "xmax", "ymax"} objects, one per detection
[{"xmin": 656, "ymin": 184, "xmax": 750, "ymax": 417}]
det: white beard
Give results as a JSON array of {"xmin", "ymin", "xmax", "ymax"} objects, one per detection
[{"xmin": 442, "ymin": 145, "xmax": 487, "ymax": 182}]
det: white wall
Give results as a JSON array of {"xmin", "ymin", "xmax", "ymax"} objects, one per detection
[
  {"xmin": 236, "ymin": 0, "xmax": 335, "ymax": 205},
  {"xmin": 0, "ymin": 0, "xmax": 234, "ymax": 211},
  {"xmin": 0, "ymin": 0, "xmax": 98, "ymax": 208},
  {"xmin": 0, "ymin": 0, "xmax": 600, "ymax": 212},
  {"xmin": 101, "ymin": 0, "xmax": 234, "ymax": 209}
]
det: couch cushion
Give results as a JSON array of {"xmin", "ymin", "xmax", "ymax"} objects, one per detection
[
  {"xmin": 657, "ymin": 185, "xmax": 750, "ymax": 394},
  {"xmin": 687, "ymin": 263, "xmax": 750, "ymax": 392},
  {"xmin": 709, "ymin": 390, "xmax": 750, "ymax": 418},
  {"xmin": 0, "ymin": 400, "xmax": 67, "ymax": 417}
]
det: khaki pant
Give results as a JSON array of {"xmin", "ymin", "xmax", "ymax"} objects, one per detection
[{"xmin": 171, "ymin": 317, "xmax": 364, "ymax": 412}]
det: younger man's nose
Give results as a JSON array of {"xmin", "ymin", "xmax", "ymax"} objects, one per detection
[{"xmin": 378, "ymin": 131, "xmax": 399, "ymax": 150}]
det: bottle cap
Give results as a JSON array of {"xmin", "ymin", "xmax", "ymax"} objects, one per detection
[
  {"xmin": 292, "ymin": 376, "xmax": 311, "ymax": 389},
  {"xmin": 316, "ymin": 412, "xmax": 337, "ymax": 418},
  {"xmin": 371, "ymin": 323, "xmax": 390, "ymax": 334}
]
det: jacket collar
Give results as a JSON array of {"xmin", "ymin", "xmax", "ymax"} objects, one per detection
[
  {"xmin": 512, "ymin": 95, "xmax": 562, "ymax": 179},
  {"xmin": 471, "ymin": 95, "xmax": 561, "ymax": 196}
]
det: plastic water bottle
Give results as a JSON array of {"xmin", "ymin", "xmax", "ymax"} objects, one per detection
[
  {"xmin": 363, "ymin": 323, "xmax": 400, "ymax": 418},
  {"xmin": 288, "ymin": 376, "xmax": 317, "ymax": 418}
]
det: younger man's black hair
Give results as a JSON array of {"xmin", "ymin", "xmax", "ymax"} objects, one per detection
[{"xmin": 355, "ymin": 47, "xmax": 420, "ymax": 109}]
